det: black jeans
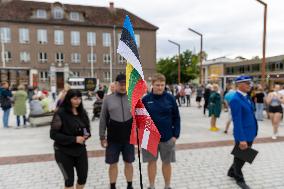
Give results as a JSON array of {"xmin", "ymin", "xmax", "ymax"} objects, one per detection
[
  {"xmin": 228, "ymin": 141, "xmax": 253, "ymax": 182},
  {"xmin": 55, "ymin": 149, "xmax": 88, "ymax": 187}
]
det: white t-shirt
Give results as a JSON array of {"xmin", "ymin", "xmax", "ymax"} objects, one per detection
[{"xmin": 185, "ymin": 88, "xmax": 192, "ymax": 95}]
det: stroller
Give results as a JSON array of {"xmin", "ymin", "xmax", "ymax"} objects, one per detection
[{"xmin": 92, "ymin": 90, "xmax": 104, "ymax": 121}]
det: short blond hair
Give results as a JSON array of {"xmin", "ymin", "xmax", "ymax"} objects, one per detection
[
  {"xmin": 152, "ymin": 73, "xmax": 166, "ymax": 84},
  {"xmin": 18, "ymin": 84, "xmax": 25, "ymax": 90},
  {"xmin": 212, "ymin": 84, "xmax": 219, "ymax": 91}
]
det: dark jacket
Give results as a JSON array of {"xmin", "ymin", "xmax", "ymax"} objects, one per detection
[
  {"xmin": 0, "ymin": 88, "xmax": 13, "ymax": 110},
  {"xmin": 50, "ymin": 108, "xmax": 91, "ymax": 156},
  {"xmin": 142, "ymin": 91, "xmax": 180, "ymax": 142}
]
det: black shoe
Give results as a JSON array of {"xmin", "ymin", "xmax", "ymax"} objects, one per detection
[
  {"xmin": 236, "ymin": 181, "xmax": 250, "ymax": 189},
  {"xmin": 127, "ymin": 187, "xmax": 133, "ymax": 189},
  {"xmin": 227, "ymin": 170, "xmax": 235, "ymax": 178}
]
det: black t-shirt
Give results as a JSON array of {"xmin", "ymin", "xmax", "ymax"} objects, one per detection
[{"xmin": 255, "ymin": 92, "xmax": 265, "ymax": 103}]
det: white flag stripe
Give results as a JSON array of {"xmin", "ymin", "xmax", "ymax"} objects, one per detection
[
  {"xmin": 141, "ymin": 128, "xmax": 150, "ymax": 149},
  {"xmin": 117, "ymin": 40, "xmax": 144, "ymax": 79},
  {"xmin": 135, "ymin": 108, "xmax": 150, "ymax": 116}
]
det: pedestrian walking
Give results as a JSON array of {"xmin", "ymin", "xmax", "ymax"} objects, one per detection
[
  {"xmin": 0, "ymin": 81, "xmax": 13, "ymax": 128},
  {"xmin": 208, "ymin": 84, "xmax": 221, "ymax": 131},
  {"xmin": 142, "ymin": 73, "xmax": 180, "ymax": 189},
  {"xmin": 50, "ymin": 89, "xmax": 91, "ymax": 189},
  {"xmin": 185, "ymin": 85, "xmax": 192, "ymax": 107},
  {"xmin": 13, "ymin": 85, "xmax": 28, "ymax": 128},
  {"xmin": 203, "ymin": 84, "xmax": 212, "ymax": 115},
  {"xmin": 223, "ymin": 84, "xmax": 236, "ymax": 134},
  {"xmin": 51, "ymin": 85, "xmax": 57, "ymax": 101},
  {"xmin": 227, "ymin": 76, "xmax": 258, "ymax": 189},
  {"xmin": 196, "ymin": 85, "xmax": 203, "ymax": 108},
  {"xmin": 266, "ymin": 84, "xmax": 284, "ymax": 139},
  {"xmin": 99, "ymin": 74, "xmax": 134, "ymax": 189},
  {"xmin": 254, "ymin": 85, "xmax": 265, "ymax": 121}
]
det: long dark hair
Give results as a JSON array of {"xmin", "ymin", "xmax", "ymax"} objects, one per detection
[{"xmin": 61, "ymin": 89, "xmax": 89, "ymax": 125}]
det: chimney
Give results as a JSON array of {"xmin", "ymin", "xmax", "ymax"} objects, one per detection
[{"xmin": 109, "ymin": 2, "xmax": 114, "ymax": 12}]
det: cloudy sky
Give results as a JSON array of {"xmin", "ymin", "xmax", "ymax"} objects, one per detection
[{"xmin": 35, "ymin": 0, "xmax": 284, "ymax": 60}]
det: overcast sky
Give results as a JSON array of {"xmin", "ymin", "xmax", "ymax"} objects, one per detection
[{"xmin": 35, "ymin": 0, "xmax": 284, "ymax": 60}]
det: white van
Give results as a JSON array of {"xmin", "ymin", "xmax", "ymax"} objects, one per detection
[{"xmin": 68, "ymin": 77, "xmax": 85, "ymax": 90}]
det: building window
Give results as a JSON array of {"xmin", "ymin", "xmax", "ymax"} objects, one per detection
[
  {"xmin": 118, "ymin": 55, "xmax": 126, "ymax": 64},
  {"xmin": 135, "ymin": 34, "xmax": 140, "ymax": 48},
  {"xmin": 38, "ymin": 52, "xmax": 48, "ymax": 63},
  {"xmin": 20, "ymin": 52, "xmax": 31, "ymax": 63},
  {"xmin": 39, "ymin": 71, "xmax": 48, "ymax": 81},
  {"xmin": 87, "ymin": 53, "xmax": 96, "ymax": 63},
  {"xmin": 53, "ymin": 7, "xmax": 64, "ymax": 19},
  {"xmin": 54, "ymin": 30, "xmax": 64, "ymax": 45},
  {"xmin": 0, "ymin": 27, "xmax": 11, "ymax": 43},
  {"xmin": 36, "ymin": 9, "xmax": 47, "ymax": 19},
  {"xmin": 72, "ymin": 71, "xmax": 80, "ymax": 77},
  {"xmin": 71, "ymin": 31, "xmax": 80, "ymax": 46},
  {"xmin": 87, "ymin": 32, "xmax": 96, "ymax": 46},
  {"xmin": 55, "ymin": 52, "xmax": 64, "ymax": 63},
  {"xmin": 3, "ymin": 51, "xmax": 11, "ymax": 62},
  {"xmin": 104, "ymin": 71, "xmax": 110, "ymax": 81},
  {"xmin": 71, "ymin": 53, "xmax": 81, "ymax": 63},
  {"xmin": 70, "ymin": 12, "xmax": 80, "ymax": 21},
  {"xmin": 37, "ymin": 29, "xmax": 47, "ymax": 44},
  {"xmin": 103, "ymin": 33, "xmax": 111, "ymax": 47},
  {"xmin": 103, "ymin": 54, "xmax": 111, "ymax": 64},
  {"xmin": 19, "ymin": 28, "xmax": 29, "ymax": 44}
]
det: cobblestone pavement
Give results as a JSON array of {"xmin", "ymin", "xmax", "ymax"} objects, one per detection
[{"xmin": 1, "ymin": 142, "xmax": 284, "ymax": 189}]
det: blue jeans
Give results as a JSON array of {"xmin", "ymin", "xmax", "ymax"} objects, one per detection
[
  {"xmin": 255, "ymin": 103, "xmax": 264, "ymax": 120},
  {"xmin": 16, "ymin": 115, "xmax": 27, "ymax": 127},
  {"xmin": 2, "ymin": 108, "xmax": 11, "ymax": 128}
]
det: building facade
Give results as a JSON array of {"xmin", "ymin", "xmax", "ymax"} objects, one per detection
[{"xmin": 0, "ymin": 0, "xmax": 158, "ymax": 90}]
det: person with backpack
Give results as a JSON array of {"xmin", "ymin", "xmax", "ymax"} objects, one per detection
[{"xmin": 1, "ymin": 81, "xmax": 13, "ymax": 128}]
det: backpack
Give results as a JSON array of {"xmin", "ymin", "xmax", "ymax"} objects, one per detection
[{"xmin": 0, "ymin": 94, "xmax": 12, "ymax": 110}]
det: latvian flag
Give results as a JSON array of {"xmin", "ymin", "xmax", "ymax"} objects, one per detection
[{"xmin": 117, "ymin": 15, "xmax": 160, "ymax": 156}]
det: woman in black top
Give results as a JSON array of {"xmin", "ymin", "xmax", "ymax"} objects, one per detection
[
  {"xmin": 254, "ymin": 85, "xmax": 265, "ymax": 121},
  {"xmin": 50, "ymin": 89, "xmax": 91, "ymax": 189}
]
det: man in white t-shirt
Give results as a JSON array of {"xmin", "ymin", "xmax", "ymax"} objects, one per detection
[{"xmin": 185, "ymin": 85, "xmax": 192, "ymax": 107}]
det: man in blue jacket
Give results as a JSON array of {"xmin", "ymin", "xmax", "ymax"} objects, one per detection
[
  {"xmin": 142, "ymin": 73, "xmax": 180, "ymax": 189},
  {"xmin": 228, "ymin": 76, "xmax": 258, "ymax": 189}
]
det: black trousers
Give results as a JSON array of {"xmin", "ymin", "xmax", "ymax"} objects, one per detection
[
  {"xmin": 55, "ymin": 149, "xmax": 88, "ymax": 187},
  {"xmin": 228, "ymin": 141, "xmax": 253, "ymax": 182}
]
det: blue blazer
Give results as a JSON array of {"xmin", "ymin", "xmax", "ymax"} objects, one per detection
[{"xmin": 229, "ymin": 92, "xmax": 258, "ymax": 142}]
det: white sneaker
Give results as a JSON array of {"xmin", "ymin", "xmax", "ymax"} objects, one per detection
[{"xmin": 272, "ymin": 135, "xmax": 277, "ymax": 140}]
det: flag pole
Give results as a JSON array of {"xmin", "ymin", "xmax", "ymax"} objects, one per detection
[{"xmin": 136, "ymin": 127, "xmax": 143, "ymax": 189}]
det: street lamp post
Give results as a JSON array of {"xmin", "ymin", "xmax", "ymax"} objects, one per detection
[
  {"xmin": 255, "ymin": 0, "xmax": 267, "ymax": 86},
  {"xmin": 168, "ymin": 40, "xmax": 181, "ymax": 84},
  {"xmin": 1, "ymin": 32, "xmax": 6, "ymax": 68},
  {"xmin": 188, "ymin": 28, "xmax": 203, "ymax": 84}
]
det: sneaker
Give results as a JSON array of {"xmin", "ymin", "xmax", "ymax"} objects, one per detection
[
  {"xmin": 272, "ymin": 135, "xmax": 277, "ymax": 140},
  {"xmin": 147, "ymin": 187, "xmax": 155, "ymax": 189},
  {"xmin": 210, "ymin": 127, "xmax": 220, "ymax": 132},
  {"xmin": 224, "ymin": 130, "xmax": 228, "ymax": 134}
]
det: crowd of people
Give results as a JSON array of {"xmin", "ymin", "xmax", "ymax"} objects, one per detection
[{"xmin": 1, "ymin": 73, "xmax": 284, "ymax": 189}]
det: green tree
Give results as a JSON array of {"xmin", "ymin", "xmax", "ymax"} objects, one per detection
[{"xmin": 157, "ymin": 50, "xmax": 200, "ymax": 84}]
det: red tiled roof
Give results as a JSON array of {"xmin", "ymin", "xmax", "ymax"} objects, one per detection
[{"xmin": 0, "ymin": 0, "xmax": 158, "ymax": 31}]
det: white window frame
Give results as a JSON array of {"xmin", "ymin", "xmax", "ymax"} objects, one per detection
[
  {"xmin": 71, "ymin": 53, "xmax": 81, "ymax": 63},
  {"xmin": 0, "ymin": 27, "xmax": 11, "ymax": 43},
  {"xmin": 104, "ymin": 71, "xmax": 110, "ymax": 81},
  {"xmin": 135, "ymin": 34, "xmax": 140, "ymax": 48},
  {"xmin": 118, "ymin": 55, "xmax": 126, "ymax": 64},
  {"xmin": 20, "ymin": 52, "xmax": 31, "ymax": 63},
  {"xmin": 87, "ymin": 32, "xmax": 96, "ymax": 46},
  {"xmin": 87, "ymin": 53, "xmax": 96, "ymax": 63},
  {"xmin": 37, "ymin": 29, "xmax": 47, "ymax": 44},
  {"xmin": 103, "ymin": 54, "xmax": 111, "ymax": 64},
  {"xmin": 38, "ymin": 52, "xmax": 48, "ymax": 63},
  {"xmin": 4, "ymin": 51, "xmax": 11, "ymax": 62},
  {"xmin": 36, "ymin": 9, "xmax": 47, "ymax": 19},
  {"xmin": 19, "ymin": 28, "xmax": 29, "ymax": 44},
  {"xmin": 103, "ymin": 33, "xmax": 111, "ymax": 47},
  {"xmin": 54, "ymin": 30, "xmax": 64, "ymax": 45},
  {"xmin": 39, "ymin": 71, "xmax": 48, "ymax": 81},
  {"xmin": 71, "ymin": 31, "xmax": 80, "ymax": 46},
  {"xmin": 53, "ymin": 7, "xmax": 64, "ymax": 19},
  {"xmin": 55, "ymin": 52, "xmax": 64, "ymax": 63},
  {"xmin": 70, "ymin": 12, "xmax": 80, "ymax": 21}
]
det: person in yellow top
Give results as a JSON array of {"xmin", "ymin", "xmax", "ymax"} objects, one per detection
[{"xmin": 40, "ymin": 90, "xmax": 51, "ymax": 113}]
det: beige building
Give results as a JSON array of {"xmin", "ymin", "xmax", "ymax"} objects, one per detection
[{"xmin": 0, "ymin": 0, "xmax": 158, "ymax": 90}]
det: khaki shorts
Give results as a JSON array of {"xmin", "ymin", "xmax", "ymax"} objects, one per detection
[{"xmin": 142, "ymin": 138, "xmax": 176, "ymax": 163}]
